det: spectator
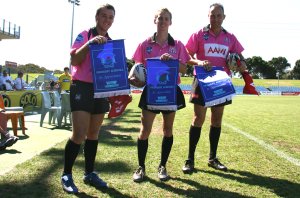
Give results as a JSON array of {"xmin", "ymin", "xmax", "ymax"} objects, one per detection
[
  {"xmin": 0, "ymin": 70, "xmax": 14, "ymax": 91},
  {"xmin": 14, "ymin": 71, "xmax": 27, "ymax": 90},
  {"xmin": 58, "ymin": 67, "xmax": 72, "ymax": 92}
]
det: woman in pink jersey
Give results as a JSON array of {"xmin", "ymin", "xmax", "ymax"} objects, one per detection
[
  {"xmin": 182, "ymin": 3, "xmax": 248, "ymax": 173},
  {"xmin": 61, "ymin": 4, "xmax": 115, "ymax": 194},
  {"xmin": 130, "ymin": 8, "xmax": 190, "ymax": 182}
]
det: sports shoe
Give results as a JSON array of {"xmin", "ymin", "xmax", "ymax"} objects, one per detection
[
  {"xmin": 0, "ymin": 143, "xmax": 6, "ymax": 151},
  {"xmin": 133, "ymin": 166, "xmax": 145, "ymax": 182},
  {"xmin": 61, "ymin": 174, "xmax": 78, "ymax": 194},
  {"xmin": 158, "ymin": 166, "xmax": 169, "ymax": 181},
  {"xmin": 208, "ymin": 158, "xmax": 228, "ymax": 171},
  {"xmin": 182, "ymin": 159, "xmax": 195, "ymax": 173},
  {"xmin": 1, "ymin": 136, "xmax": 15, "ymax": 147},
  {"xmin": 83, "ymin": 172, "xmax": 108, "ymax": 188},
  {"xmin": 108, "ymin": 95, "xmax": 132, "ymax": 119}
]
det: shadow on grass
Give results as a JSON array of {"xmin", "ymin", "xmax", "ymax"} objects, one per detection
[
  {"xmin": 202, "ymin": 169, "xmax": 300, "ymax": 198},
  {"xmin": 0, "ymin": 146, "xmax": 133, "ymax": 197},
  {"xmin": 0, "ymin": 148, "xmax": 22, "ymax": 154},
  {"xmin": 0, "ymin": 107, "xmax": 139, "ymax": 197},
  {"xmin": 17, "ymin": 134, "xmax": 29, "ymax": 140},
  {"xmin": 76, "ymin": 186, "xmax": 132, "ymax": 198},
  {"xmin": 147, "ymin": 177, "xmax": 245, "ymax": 197}
]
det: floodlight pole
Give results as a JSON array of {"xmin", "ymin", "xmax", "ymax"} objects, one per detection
[
  {"xmin": 276, "ymin": 71, "xmax": 279, "ymax": 91},
  {"xmin": 68, "ymin": 0, "xmax": 80, "ymax": 70}
]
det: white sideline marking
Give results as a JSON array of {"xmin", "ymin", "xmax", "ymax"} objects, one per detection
[{"xmin": 224, "ymin": 123, "xmax": 300, "ymax": 167}]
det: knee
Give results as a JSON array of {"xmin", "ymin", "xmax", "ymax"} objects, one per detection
[
  {"xmin": 211, "ymin": 121, "xmax": 222, "ymax": 128},
  {"xmin": 193, "ymin": 115, "xmax": 204, "ymax": 127},
  {"xmin": 139, "ymin": 130, "xmax": 150, "ymax": 140},
  {"xmin": 163, "ymin": 128, "xmax": 173, "ymax": 137},
  {"xmin": 71, "ymin": 132, "xmax": 86, "ymax": 144}
]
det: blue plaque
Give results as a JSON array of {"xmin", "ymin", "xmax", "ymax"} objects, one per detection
[
  {"xmin": 195, "ymin": 66, "xmax": 235, "ymax": 107},
  {"xmin": 89, "ymin": 39, "xmax": 130, "ymax": 98},
  {"xmin": 146, "ymin": 58, "xmax": 178, "ymax": 111}
]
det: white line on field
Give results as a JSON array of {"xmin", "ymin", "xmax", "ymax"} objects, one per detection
[{"xmin": 224, "ymin": 123, "xmax": 300, "ymax": 167}]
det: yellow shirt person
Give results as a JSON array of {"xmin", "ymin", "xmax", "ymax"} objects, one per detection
[{"xmin": 58, "ymin": 67, "xmax": 72, "ymax": 92}]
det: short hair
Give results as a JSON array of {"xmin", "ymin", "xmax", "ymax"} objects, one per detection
[
  {"xmin": 210, "ymin": 3, "xmax": 224, "ymax": 13},
  {"xmin": 96, "ymin": 4, "xmax": 115, "ymax": 17},
  {"xmin": 64, "ymin": 67, "xmax": 69, "ymax": 71},
  {"xmin": 154, "ymin": 8, "xmax": 172, "ymax": 21}
]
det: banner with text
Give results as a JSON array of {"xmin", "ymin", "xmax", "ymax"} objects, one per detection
[
  {"xmin": 195, "ymin": 66, "xmax": 235, "ymax": 107},
  {"xmin": 146, "ymin": 59, "xmax": 178, "ymax": 111},
  {"xmin": 89, "ymin": 39, "xmax": 130, "ymax": 98}
]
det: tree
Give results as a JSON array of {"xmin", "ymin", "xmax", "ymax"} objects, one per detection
[
  {"xmin": 268, "ymin": 57, "xmax": 291, "ymax": 79},
  {"xmin": 126, "ymin": 58, "xmax": 135, "ymax": 73},
  {"xmin": 246, "ymin": 56, "xmax": 275, "ymax": 79},
  {"xmin": 290, "ymin": 59, "xmax": 300, "ymax": 79}
]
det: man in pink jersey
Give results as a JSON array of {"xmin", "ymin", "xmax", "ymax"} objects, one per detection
[
  {"xmin": 130, "ymin": 8, "xmax": 190, "ymax": 182},
  {"xmin": 61, "ymin": 4, "xmax": 115, "ymax": 194},
  {"xmin": 182, "ymin": 3, "xmax": 252, "ymax": 173}
]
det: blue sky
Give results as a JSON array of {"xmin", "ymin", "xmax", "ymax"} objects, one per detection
[{"xmin": 0, "ymin": 0, "xmax": 299, "ymax": 71}]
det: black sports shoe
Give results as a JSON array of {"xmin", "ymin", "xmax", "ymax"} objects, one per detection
[
  {"xmin": 208, "ymin": 158, "xmax": 228, "ymax": 171},
  {"xmin": 133, "ymin": 166, "xmax": 145, "ymax": 182},
  {"xmin": 158, "ymin": 166, "xmax": 169, "ymax": 181},
  {"xmin": 182, "ymin": 159, "xmax": 194, "ymax": 173},
  {"xmin": 0, "ymin": 143, "xmax": 6, "ymax": 151}
]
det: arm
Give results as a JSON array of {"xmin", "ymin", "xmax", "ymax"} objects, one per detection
[
  {"xmin": 237, "ymin": 54, "xmax": 247, "ymax": 73},
  {"xmin": 70, "ymin": 35, "xmax": 108, "ymax": 66},
  {"xmin": 187, "ymin": 53, "xmax": 213, "ymax": 71}
]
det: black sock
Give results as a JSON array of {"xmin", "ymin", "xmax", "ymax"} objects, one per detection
[
  {"xmin": 209, "ymin": 126, "xmax": 221, "ymax": 160},
  {"xmin": 137, "ymin": 138, "xmax": 148, "ymax": 168},
  {"xmin": 188, "ymin": 125, "xmax": 202, "ymax": 161},
  {"xmin": 63, "ymin": 139, "xmax": 81, "ymax": 175},
  {"xmin": 160, "ymin": 136, "xmax": 174, "ymax": 167},
  {"xmin": 84, "ymin": 139, "xmax": 98, "ymax": 175}
]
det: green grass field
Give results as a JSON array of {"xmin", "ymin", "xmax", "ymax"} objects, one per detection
[{"xmin": 0, "ymin": 95, "xmax": 300, "ymax": 197}]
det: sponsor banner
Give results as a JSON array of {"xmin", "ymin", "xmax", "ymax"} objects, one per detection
[
  {"xmin": 281, "ymin": 92, "xmax": 300, "ymax": 96},
  {"xmin": 0, "ymin": 90, "xmax": 42, "ymax": 111},
  {"xmin": 260, "ymin": 91, "xmax": 281, "ymax": 96}
]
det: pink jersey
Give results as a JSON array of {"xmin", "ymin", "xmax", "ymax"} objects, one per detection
[
  {"xmin": 70, "ymin": 29, "xmax": 111, "ymax": 83},
  {"xmin": 186, "ymin": 26, "xmax": 244, "ymax": 74},
  {"xmin": 132, "ymin": 33, "xmax": 190, "ymax": 83}
]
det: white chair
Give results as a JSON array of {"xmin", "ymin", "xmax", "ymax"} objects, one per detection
[
  {"xmin": 58, "ymin": 92, "xmax": 72, "ymax": 127},
  {"xmin": 50, "ymin": 91, "xmax": 62, "ymax": 124},
  {"xmin": 40, "ymin": 91, "xmax": 61, "ymax": 127}
]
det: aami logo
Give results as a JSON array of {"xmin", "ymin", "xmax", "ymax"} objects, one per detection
[{"xmin": 204, "ymin": 43, "xmax": 228, "ymax": 58}]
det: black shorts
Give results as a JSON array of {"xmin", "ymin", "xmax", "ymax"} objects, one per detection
[
  {"xmin": 138, "ymin": 85, "xmax": 186, "ymax": 114},
  {"xmin": 70, "ymin": 80, "xmax": 110, "ymax": 114},
  {"xmin": 189, "ymin": 77, "xmax": 232, "ymax": 107}
]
